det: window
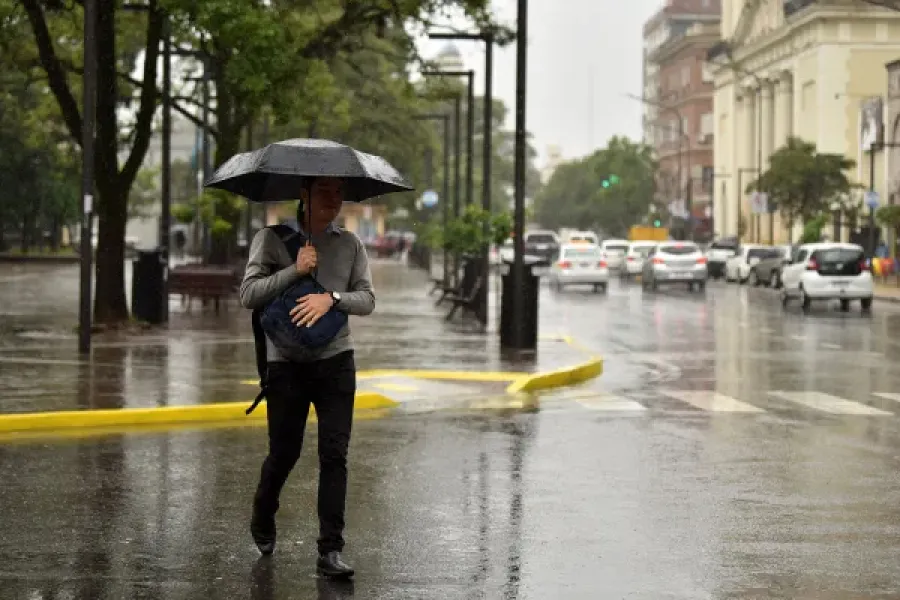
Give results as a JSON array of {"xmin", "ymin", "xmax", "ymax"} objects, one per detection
[
  {"xmin": 659, "ymin": 243, "xmax": 699, "ymax": 255},
  {"xmin": 701, "ymin": 113, "xmax": 714, "ymax": 136},
  {"xmin": 564, "ymin": 247, "xmax": 601, "ymax": 259},
  {"xmin": 682, "ymin": 117, "xmax": 689, "ymax": 136},
  {"xmin": 796, "ymin": 249, "xmax": 809, "ymax": 263},
  {"xmin": 812, "ymin": 248, "xmax": 865, "ymax": 276}
]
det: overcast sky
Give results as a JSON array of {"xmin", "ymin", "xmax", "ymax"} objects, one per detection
[{"xmin": 417, "ymin": 0, "xmax": 664, "ymax": 168}]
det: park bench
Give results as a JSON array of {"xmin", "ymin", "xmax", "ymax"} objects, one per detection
[
  {"xmin": 444, "ymin": 274, "xmax": 484, "ymax": 321},
  {"xmin": 168, "ymin": 265, "xmax": 241, "ymax": 313}
]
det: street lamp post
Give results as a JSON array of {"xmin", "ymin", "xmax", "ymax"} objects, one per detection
[
  {"xmin": 422, "ymin": 70, "xmax": 475, "ymax": 211},
  {"xmin": 510, "ymin": 0, "xmax": 529, "ymax": 350},
  {"xmin": 428, "ymin": 31, "xmax": 496, "ymax": 326},
  {"xmin": 79, "ymin": 0, "xmax": 98, "ymax": 354},
  {"xmin": 413, "ymin": 113, "xmax": 452, "ymax": 290}
]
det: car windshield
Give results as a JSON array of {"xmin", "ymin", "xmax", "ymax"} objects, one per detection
[
  {"xmin": 748, "ymin": 248, "xmax": 776, "ymax": 261},
  {"xmin": 710, "ymin": 241, "xmax": 737, "ymax": 251},
  {"xmin": 526, "ymin": 233, "xmax": 556, "ymax": 244},
  {"xmin": 604, "ymin": 244, "xmax": 628, "ymax": 253},
  {"xmin": 659, "ymin": 244, "xmax": 698, "ymax": 255},
  {"xmin": 631, "ymin": 246, "xmax": 654, "ymax": 257},
  {"xmin": 563, "ymin": 247, "xmax": 601, "ymax": 259}
]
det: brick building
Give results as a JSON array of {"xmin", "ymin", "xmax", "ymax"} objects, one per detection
[{"xmin": 646, "ymin": 21, "xmax": 720, "ymax": 239}]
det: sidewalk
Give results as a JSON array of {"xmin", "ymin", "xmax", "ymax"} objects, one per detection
[
  {"xmin": 0, "ymin": 260, "xmax": 599, "ymax": 418},
  {"xmin": 875, "ymin": 281, "xmax": 900, "ymax": 303}
]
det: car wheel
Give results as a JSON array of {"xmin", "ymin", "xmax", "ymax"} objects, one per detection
[
  {"xmin": 698, "ymin": 282, "xmax": 706, "ymax": 293},
  {"xmin": 840, "ymin": 299, "xmax": 851, "ymax": 312},
  {"xmin": 861, "ymin": 297, "xmax": 873, "ymax": 312},
  {"xmin": 800, "ymin": 288, "xmax": 811, "ymax": 313},
  {"xmin": 771, "ymin": 271, "xmax": 781, "ymax": 289}
]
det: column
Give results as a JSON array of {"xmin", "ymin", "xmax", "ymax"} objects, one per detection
[
  {"xmin": 742, "ymin": 86, "xmax": 758, "ymax": 241},
  {"xmin": 773, "ymin": 71, "xmax": 793, "ymax": 243},
  {"xmin": 759, "ymin": 81, "xmax": 775, "ymax": 243}
]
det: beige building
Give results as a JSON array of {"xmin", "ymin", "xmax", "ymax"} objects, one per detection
[{"xmin": 709, "ymin": 0, "xmax": 900, "ymax": 243}]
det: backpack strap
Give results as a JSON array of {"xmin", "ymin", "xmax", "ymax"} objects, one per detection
[{"xmin": 246, "ymin": 223, "xmax": 307, "ymax": 415}]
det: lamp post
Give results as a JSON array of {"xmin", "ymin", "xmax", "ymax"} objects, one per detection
[
  {"xmin": 510, "ymin": 0, "xmax": 529, "ymax": 350},
  {"xmin": 78, "ymin": 0, "xmax": 98, "ymax": 354},
  {"xmin": 428, "ymin": 31, "xmax": 496, "ymax": 326},
  {"xmin": 413, "ymin": 113, "xmax": 452, "ymax": 289},
  {"xmin": 421, "ymin": 70, "xmax": 475, "ymax": 211},
  {"xmin": 737, "ymin": 168, "xmax": 759, "ymax": 241},
  {"xmin": 626, "ymin": 93, "xmax": 691, "ymax": 238}
]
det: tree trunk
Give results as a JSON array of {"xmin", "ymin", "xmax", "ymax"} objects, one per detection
[{"xmin": 94, "ymin": 180, "xmax": 129, "ymax": 324}]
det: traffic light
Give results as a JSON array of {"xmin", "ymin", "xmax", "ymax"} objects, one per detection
[
  {"xmin": 601, "ymin": 179, "xmax": 610, "ymax": 188},
  {"xmin": 609, "ymin": 174, "xmax": 619, "ymax": 185},
  {"xmin": 600, "ymin": 174, "xmax": 619, "ymax": 189},
  {"xmin": 653, "ymin": 219, "xmax": 662, "ymax": 227}
]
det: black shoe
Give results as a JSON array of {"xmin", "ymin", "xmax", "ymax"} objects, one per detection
[
  {"xmin": 316, "ymin": 551, "xmax": 355, "ymax": 578},
  {"xmin": 251, "ymin": 509, "xmax": 276, "ymax": 556}
]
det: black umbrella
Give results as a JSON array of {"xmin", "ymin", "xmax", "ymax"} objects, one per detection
[{"xmin": 204, "ymin": 138, "xmax": 414, "ymax": 203}]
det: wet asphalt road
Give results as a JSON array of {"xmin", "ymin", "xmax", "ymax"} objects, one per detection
[{"xmin": 2, "ymin": 264, "xmax": 900, "ymax": 597}]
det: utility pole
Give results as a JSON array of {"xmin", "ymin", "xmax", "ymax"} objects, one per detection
[
  {"xmin": 510, "ymin": 0, "xmax": 528, "ymax": 349},
  {"xmin": 78, "ymin": 0, "xmax": 98, "ymax": 354},
  {"xmin": 159, "ymin": 14, "xmax": 171, "ymax": 322}
]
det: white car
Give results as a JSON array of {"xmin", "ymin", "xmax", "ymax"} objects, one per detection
[
  {"xmin": 621, "ymin": 241, "xmax": 657, "ymax": 278},
  {"xmin": 780, "ymin": 242, "xmax": 873, "ymax": 313},
  {"xmin": 550, "ymin": 244, "xmax": 609, "ymax": 292},
  {"xmin": 705, "ymin": 239, "xmax": 738, "ymax": 279},
  {"xmin": 599, "ymin": 239, "xmax": 630, "ymax": 270},
  {"xmin": 724, "ymin": 244, "xmax": 775, "ymax": 283}
]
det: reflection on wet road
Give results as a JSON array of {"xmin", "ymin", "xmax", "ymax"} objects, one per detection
[{"xmin": 3, "ymin": 264, "xmax": 900, "ymax": 597}]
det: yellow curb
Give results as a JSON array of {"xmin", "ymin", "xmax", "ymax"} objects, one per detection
[
  {"xmin": 0, "ymin": 408, "xmax": 396, "ymax": 445},
  {"xmin": 505, "ymin": 356, "xmax": 604, "ymax": 395},
  {"xmin": 0, "ymin": 391, "xmax": 397, "ymax": 436}
]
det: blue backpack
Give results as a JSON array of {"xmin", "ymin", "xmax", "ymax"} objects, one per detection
[{"xmin": 247, "ymin": 224, "xmax": 348, "ymax": 414}]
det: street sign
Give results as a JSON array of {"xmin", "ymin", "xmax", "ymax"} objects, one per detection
[
  {"xmin": 865, "ymin": 190, "xmax": 880, "ymax": 209},
  {"xmin": 750, "ymin": 192, "xmax": 769, "ymax": 214},
  {"xmin": 422, "ymin": 189, "xmax": 439, "ymax": 208}
]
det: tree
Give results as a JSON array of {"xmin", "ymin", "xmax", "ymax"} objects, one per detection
[
  {"xmin": 13, "ymin": 0, "xmax": 164, "ymax": 324},
  {"xmin": 748, "ymin": 137, "xmax": 856, "ymax": 234},
  {"xmin": 533, "ymin": 136, "xmax": 656, "ymax": 236}
]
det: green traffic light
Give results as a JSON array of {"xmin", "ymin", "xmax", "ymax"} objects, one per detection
[
  {"xmin": 609, "ymin": 175, "xmax": 619, "ymax": 185},
  {"xmin": 653, "ymin": 219, "xmax": 661, "ymax": 227},
  {"xmin": 601, "ymin": 180, "xmax": 610, "ymax": 188}
]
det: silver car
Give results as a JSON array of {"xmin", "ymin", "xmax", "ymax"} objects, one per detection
[{"xmin": 641, "ymin": 242, "xmax": 708, "ymax": 293}]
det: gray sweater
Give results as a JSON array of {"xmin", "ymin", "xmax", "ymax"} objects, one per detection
[{"xmin": 239, "ymin": 224, "xmax": 375, "ymax": 362}]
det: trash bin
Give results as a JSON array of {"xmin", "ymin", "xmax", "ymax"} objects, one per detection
[
  {"xmin": 500, "ymin": 256, "xmax": 542, "ymax": 350},
  {"xmin": 132, "ymin": 248, "xmax": 166, "ymax": 324}
]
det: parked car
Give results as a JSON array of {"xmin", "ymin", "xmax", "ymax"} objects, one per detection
[
  {"xmin": 641, "ymin": 241, "xmax": 708, "ymax": 293},
  {"xmin": 781, "ymin": 242, "xmax": 873, "ymax": 313},
  {"xmin": 523, "ymin": 230, "xmax": 560, "ymax": 265},
  {"xmin": 621, "ymin": 241, "xmax": 657, "ymax": 279},
  {"xmin": 725, "ymin": 244, "xmax": 774, "ymax": 283},
  {"xmin": 748, "ymin": 245, "xmax": 793, "ymax": 288},
  {"xmin": 705, "ymin": 238, "xmax": 739, "ymax": 279},
  {"xmin": 549, "ymin": 243, "xmax": 609, "ymax": 292},
  {"xmin": 599, "ymin": 238, "xmax": 630, "ymax": 270}
]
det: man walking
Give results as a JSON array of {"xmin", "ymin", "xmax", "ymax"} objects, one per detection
[{"xmin": 239, "ymin": 177, "xmax": 374, "ymax": 578}]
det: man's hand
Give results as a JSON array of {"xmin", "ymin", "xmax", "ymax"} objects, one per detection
[
  {"xmin": 295, "ymin": 242, "xmax": 317, "ymax": 276},
  {"xmin": 290, "ymin": 293, "xmax": 334, "ymax": 328}
]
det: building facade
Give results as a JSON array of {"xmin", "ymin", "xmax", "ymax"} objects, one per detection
[
  {"xmin": 642, "ymin": 0, "xmax": 722, "ymax": 146},
  {"xmin": 648, "ymin": 22, "xmax": 721, "ymax": 238},
  {"xmin": 710, "ymin": 0, "xmax": 900, "ymax": 244}
]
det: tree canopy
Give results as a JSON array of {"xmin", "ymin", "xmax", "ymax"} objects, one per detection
[
  {"xmin": 532, "ymin": 137, "xmax": 656, "ymax": 237},
  {"xmin": 2, "ymin": 0, "xmax": 506, "ymax": 326},
  {"xmin": 748, "ymin": 137, "xmax": 857, "ymax": 230}
]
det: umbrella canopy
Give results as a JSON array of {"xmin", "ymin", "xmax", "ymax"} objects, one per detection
[{"xmin": 204, "ymin": 138, "xmax": 414, "ymax": 203}]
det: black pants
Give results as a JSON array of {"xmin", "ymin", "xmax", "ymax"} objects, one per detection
[{"xmin": 254, "ymin": 351, "xmax": 356, "ymax": 554}]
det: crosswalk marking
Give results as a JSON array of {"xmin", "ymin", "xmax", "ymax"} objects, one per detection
[
  {"xmin": 577, "ymin": 395, "xmax": 646, "ymax": 412},
  {"xmin": 663, "ymin": 390, "xmax": 764, "ymax": 413},
  {"xmin": 873, "ymin": 393, "xmax": 900, "ymax": 404},
  {"xmin": 769, "ymin": 391, "xmax": 893, "ymax": 415}
]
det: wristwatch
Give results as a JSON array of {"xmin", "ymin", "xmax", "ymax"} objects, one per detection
[{"xmin": 329, "ymin": 291, "xmax": 342, "ymax": 307}]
